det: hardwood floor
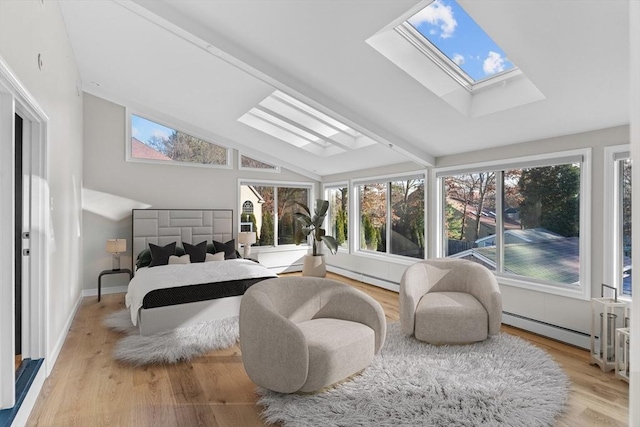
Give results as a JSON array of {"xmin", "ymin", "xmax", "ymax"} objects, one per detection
[{"xmin": 27, "ymin": 273, "xmax": 629, "ymax": 426}]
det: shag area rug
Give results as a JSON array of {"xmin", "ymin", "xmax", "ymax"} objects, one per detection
[
  {"xmin": 258, "ymin": 322, "xmax": 569, "ymax": 427},
  {"xmin": 103, "ymin": 309, "xmax": 239, "ymax": 366}
]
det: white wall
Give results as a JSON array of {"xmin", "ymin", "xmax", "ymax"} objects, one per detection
[
  {"xmin": 0, "ymin": 0, "xmax": 83, "ymax": 372},
  {"xmin": 82, "ymin": 93, "xmax": 315, "ymax": 293}
]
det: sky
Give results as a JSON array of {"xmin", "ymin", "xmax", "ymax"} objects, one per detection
[
  {"xmin": 407, "ymin": 0, "xmax": 515, "ymax": 82},
  {"xmin": 131, "ymin": 114, "xmax": 174, "ymax": 144}
]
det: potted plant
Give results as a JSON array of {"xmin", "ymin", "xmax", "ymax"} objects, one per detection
[{"xmin": 292, "ymin": 199, "xmax": 338, "ymax": 277}]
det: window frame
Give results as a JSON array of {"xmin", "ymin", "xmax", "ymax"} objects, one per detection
[
  {"xmin": 434, "ymin": 148, "xmax": 592, "ymax": 300},
  {"xmin": 238, "ymin": 178, "xmax": 314, "ymax": 253},
  {"xmin": 604, "ymin": 145, "xmax": 632, "ymax": 301},
  {"xmin": 238, "ymin": 153, "xmax": 281, "ymax": 173},
  {"xmin": 126, "ymin": 109, "xmax": 232, "ymax": 169},
  {"xmin": 396, "ymin": 21, "xmax": 521, "ymax": 92},
  {"xmin": 352, "ymin": 171, "xmax": 427, "ymax": 262}
]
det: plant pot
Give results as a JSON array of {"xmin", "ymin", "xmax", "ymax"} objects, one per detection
[{"xmin": 302, "ymin": 254, "xmax": 326, "ymax": 277}]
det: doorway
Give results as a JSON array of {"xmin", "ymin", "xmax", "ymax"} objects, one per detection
[{"xmin": 0, "ymin": 58, "xmax": 48, "ymax": 412}]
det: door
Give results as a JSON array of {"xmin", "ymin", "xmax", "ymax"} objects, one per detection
[{"xmin": 14, "ymin": 113, "xmax": 30, "ymax": 372}]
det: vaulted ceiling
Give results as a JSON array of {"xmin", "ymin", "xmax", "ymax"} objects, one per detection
[{"xmin": 59, "ymin": 0, "xmax": 630, "ymax": 179}]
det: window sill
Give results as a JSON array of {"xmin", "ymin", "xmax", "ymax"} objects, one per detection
[
  {"xmin": 351, "ymin": 249, "xmax": 422, "ymax": 266},
  {"xmin": 496, "ymin": 274, "xmax": 589, "ymax": 301}
]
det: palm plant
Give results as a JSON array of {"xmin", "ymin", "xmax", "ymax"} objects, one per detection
[{"xmin": 292, "ymin": 199, "xmax": 338, "ymax": 256}]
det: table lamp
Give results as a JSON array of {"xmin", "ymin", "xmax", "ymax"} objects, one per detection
[
  {"xmin": 238, "ymin": 232, "xmax": 257, "ymax": 258},
  {"xmin": 106, "ymin": 238, "xmax": 126, "ymax": 270}
]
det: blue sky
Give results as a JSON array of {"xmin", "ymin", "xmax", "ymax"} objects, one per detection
[
  {"xmin": 408, "ymin": 0, "xmax": 514, "ymax": 82},
  {"xmin": 131, "ymin": 114, "xmax": 174, "ymax": 144}
]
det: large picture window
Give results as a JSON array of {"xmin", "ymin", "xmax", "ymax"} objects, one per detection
[
  {"xmin": 129, "ymin": 114, "xmax": 229, "ymax": 167},
  {"xmin": 440, "ymin": 151, "xmax": 588, "ymax": 294},
  {"xmin": 239, "ymin": 182, "xmax": 311, "ymax": 248},
  {"xmin": 357, "ymin": 176, "xmax": 425, "ymax": 259}
]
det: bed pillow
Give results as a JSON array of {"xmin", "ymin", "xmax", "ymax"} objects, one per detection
[
  {"xmin": 212, "ymin": 239, "xmax": 237, "ymax": 259},
  {"xmin": 148, "ymin": 242, "xmax": 177, "ymax": 267},
  {"xmin": 183, "ymin": 240, "xmax": 207, "ymax": 263},
  {"xmin": 168, "ymin": 254, "xmax": 191, "ymax": 265},
  {"xmin": 136, "ymin": 248, "xmax": 153, "ymax": 269},
  {"xmin": 205, "ymin": 252, "xmax": 225, "ymax": 262}
]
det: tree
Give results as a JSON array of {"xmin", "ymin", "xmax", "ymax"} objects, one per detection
[
  {"xmin": 335, "ymin": 208, "xmax": 346, "ymax": 245},
  {"xmin": 148, "ymin": 131, "xmax": 226, "ymax": 164},
  {"xmin": 445, "ymin": 173, "xmax": 495, "ymax": 243},
  {"xmin": 518, "ymin": 164, "xmax": 580, "ymax": 237},
  {"xmin": 260, "ymin": 213, "xmax": 274, "ymax": 246}
]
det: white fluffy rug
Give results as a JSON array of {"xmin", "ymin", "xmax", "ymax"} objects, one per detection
[
  {"xmin": 103, "ymin": 309, "xmax": 239, "ymax": 366},
  {"xmin": 258, "ymin": 322, "xmax": 569, "ymax": 427}
]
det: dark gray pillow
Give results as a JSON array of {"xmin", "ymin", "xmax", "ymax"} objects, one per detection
[
  {"xmin": 212, "ymin": 239, "xmax": 237, "ymax": 259},
  {"xmin": 183, "ymin": 240, "xmax": 207, "ymax": 263},
  {"xmin": 148, "ymin": 242, "xmax": 177, "ymax": 267},
  {"xmin": 136, "ymin": 248, "xmax": 152, "ymax": 269}
]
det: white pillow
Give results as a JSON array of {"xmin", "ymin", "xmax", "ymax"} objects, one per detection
[
  {"xmin": 168, "ymin": 254, "xmax": 191, "ymax": 264},
  {"xmin": 205, "ymin": 252, "xmax": 225, "ymax": 262}
]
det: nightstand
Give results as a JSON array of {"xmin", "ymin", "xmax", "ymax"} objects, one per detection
[{"xmin": 98, "ymin": 268, "xmax": 132, "ymax": 301}]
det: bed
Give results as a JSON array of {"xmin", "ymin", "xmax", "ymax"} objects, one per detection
[{"xmin": 127, "ymin": 209, "xmax": 277, "ymax": 335}]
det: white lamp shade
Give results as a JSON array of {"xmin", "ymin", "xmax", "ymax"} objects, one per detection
[
  {"xmin": 238, "ymin": 232, "xmax": 257, "ymax": 245},
  {"xmin": 106, "ymin": 239, "xmax": 126, "ymax": 253}
]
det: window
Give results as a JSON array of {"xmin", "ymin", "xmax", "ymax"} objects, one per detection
[
  {"xmin": 620, "ymin": 158, "xmax": 632, "ymax": 297},
  {"xmin": 439, "ymin": 151, "xmax": 588, "ymax": 296},
  {"xmin": 239, "ymin": 154, "xmax": 280, "ymax": 172},
  {"xmin": 238, "ymin": 90, "xmax": 376, "ymax": 157},
  {"xmin": 129, "ymin": 114, "xmax": 229, "ymax": 167},
  {"xmin": 605, "ymin": 147, "xmax": 632, "ymax": 298},
  {"xmin": 325, "ymin": 186, "xmax": 349, "ymax": 250},
  {"xmin": 357, "ymin": 176, "xmax": 425, "ymax": 259},
  {"xmin": 366, "ymin": 0, "xmax": 544, "ymax": 117},
  {"xmin": 239, "ymin": 182, "xmax": 311, "ymax": 248},
  {"xmin": 402, "ymin": 0, "xmax": 517, "ymax": 89}
]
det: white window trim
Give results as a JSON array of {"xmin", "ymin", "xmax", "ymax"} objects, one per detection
[
  {"xmin": 125, "ymin": 109, "xmax": 233, "ymax": 169},
  {"xmin": 351, "ymin": 170, "xmax": 427, "ymax": 261},
  {"xmin": 238, "ymin": 153, "xmax": 281, "ymax": 173},
  {"xmin": 604, "ymin": 144, "xmax": 632, "ymax": 301},
  {"xmin": 238, "ymin": 178, "xmax": 315, "ymax": 253},
  {"xmin": 434, "ymin": 148, "xmax": 592, "ymax": 300}
]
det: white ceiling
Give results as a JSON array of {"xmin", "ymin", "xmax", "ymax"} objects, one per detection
[{"xmin": 59, "ymin": 0, "xmax": 630, "ymax": 179}]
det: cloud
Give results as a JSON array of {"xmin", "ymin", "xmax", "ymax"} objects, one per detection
[
  {"xmin": 132, "ymin": 126, "xmax": 139, "ymax": 138},
  {"xmin": 152, "ymin": 129, "xmax": 170, "ymax": 140},
  {"xmin": 483, "ymin": 51, "xmax": 506, "ymax": 75},
  {"xmin": 452, "ymin": 53, "xmax": 465, "ymax": 66},
  {"xmin": 408, "ymin": 0, "xmax": 457, "ymax": 39}
]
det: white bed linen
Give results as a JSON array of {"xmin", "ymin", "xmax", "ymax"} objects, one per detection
[{"xmin": 125, "ymin": 259, "xmax": 277, "ymax": 325}]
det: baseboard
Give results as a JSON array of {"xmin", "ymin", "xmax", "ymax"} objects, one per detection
[
  {"xmin": 82, "ymin": 285, "xmax": 128, "ymax": 298},
  {"xmin": 502, "ymin": 312, "xmax": 590, "ymax": 349},
  {"xmin": 327, "ymin": 265, "xmax": 400, "ymax": 292},
  {"xmin": 270, "ymin": 264, "xmax": 302, "ymax": 274},
  {"xmin": 47, "ymin": 292, "xmax": 83, "ymax": 375}
]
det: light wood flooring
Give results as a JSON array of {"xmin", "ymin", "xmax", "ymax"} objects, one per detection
[{"xmin": 27, "ymin": 273, "xmax": 629, "ymax": 426}]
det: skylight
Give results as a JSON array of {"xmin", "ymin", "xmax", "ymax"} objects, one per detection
[
  {"xmin": 238, "ymin": 91, "xmax": 376, "ymax": 157},
  {"xmin": 402, "ymin": 0, "xmax": 517, "ymax": 88}
]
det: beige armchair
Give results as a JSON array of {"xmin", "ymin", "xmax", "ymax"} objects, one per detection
[
  {"xmin": 239, "ymin": 277, "xmax": 386, "ymax": 393},
  {"xmin": 400, "ymin": 259, "xmax": 502, "ymax": 344}
]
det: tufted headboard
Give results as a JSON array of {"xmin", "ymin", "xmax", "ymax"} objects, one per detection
[{"xmin": 131, "ymin": 209, "xmax": 234, "ymax": 264}]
